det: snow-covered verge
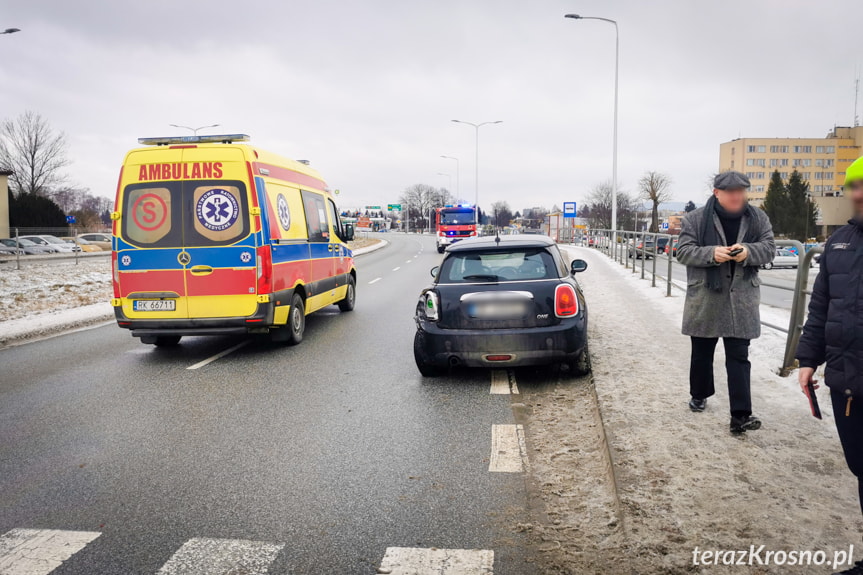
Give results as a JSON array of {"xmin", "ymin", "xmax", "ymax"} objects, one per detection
[{"xmin": 524, "ymin": 245, "xmax": 861, "ymax": 574}]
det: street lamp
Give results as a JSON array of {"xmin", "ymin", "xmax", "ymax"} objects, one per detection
[
  {"xmin": 451, "ymin": 120, "xmax": 503, "ymax": 225},
  {"xmin": 169, "ymin": 123, "xmax": 220, "ymax": 136},
  {"xmin": 440, "ymin": 155, "xmax": 460, "ymax": 199},
  {"xmin": 1, "ymin": 28, "xmax": 20, "ymax": 35},
  {"xmin": 565, "ymin": 13, "xmax": 619, "ymax": 243}
]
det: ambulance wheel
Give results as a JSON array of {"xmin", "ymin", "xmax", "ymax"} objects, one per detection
[
  {"xmin": 437, "ymin": 245, "xmax": 445, "ymax": 254},
  {"xmin": 287, "ymin": 294, "xmax": 305, "ymax": 345},
  {"xmin": 338, "ymin": 276, "xmax": 356, "ymax": 312}
]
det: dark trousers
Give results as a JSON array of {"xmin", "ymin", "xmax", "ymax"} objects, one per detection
[
  {"xmin": 832, "ymin": 389, "xmax": 863, "ymax": 516},
  {"xmin": 689, "ymin": 337, "xmax": 752, "ymax": 417}
]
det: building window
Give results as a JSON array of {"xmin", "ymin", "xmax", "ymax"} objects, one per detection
[
  {"xmin": 800, "ymin": 172, "xmax": 811, "ymax": 180},
  {"xmin": 757, "ymin": 145, "xmax": 766, "ymax": 153},
  {"xmin": 770, "ymin": 145, "xmax": 789, "ymax": 153},
  {"xmin": 770, "ymin": 158, "xmax": 789, "ymax": 167},
  {"xmin": 745, "ymin": 172, "xmax": 756, "ymax": 178},
  {"xmin": 753, "ymin": 185, "xmax": 765, "ymax": 193},
  {"xmin": 826, "ymin": 146, "xmax": 835, "ymax": 153},
  {"xmin": 747, "ymin": 158, "xmax": 766, "ymax": 167},
  {"xmin": 780, "ymin": 172, "xmax": 790, "ymax": 179},
  {"xmin": 793, "ymin": 145, "xmax": 812, "ymax": 153},
  {"xmin": 814, "ymin": 185, "xmax": 822, "ymax": 193},
  {"xmin": 816, "ymin": 146, "xmax": 824, "ymax": 153},
  {"xmin": 747, "ymin": 146, "xmax": 756, "ymax": 153}
]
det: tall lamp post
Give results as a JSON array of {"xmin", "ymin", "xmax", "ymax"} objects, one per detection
[
  {"xmin": 565, "ymin": 14, "xmax": 619, "ymax": 246},
  {"xmin": 169, "ymin": 123, "xmax": 220, "ymax": 136},
  {"xmin": 440, "ymin": 155, "xmax": 460, "ymax": 200},
  {"xmin": 451, "ymin": 120, "xmax": 503, "ymax": 226}
]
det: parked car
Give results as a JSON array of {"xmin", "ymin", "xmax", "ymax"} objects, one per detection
[
  {"xmin": 655, "ymin": 236, "xmax": 670, "ymax": 254},
  {"xmin": 629, "ymin": 237, "xmax": 656, "ymax": 259},
  {"xmin": 19, "ymin": 235, "xmax": 79, "ymax": 253},
  {"xmin": 762, "ymin": 247, "xmax": 812, "ymax": 270},
  {"xmin": 0, "ymin": 238, "xmax": 57, "ymax": 254},
  {"xmin": 77, "ymin": 233, "xmax": 112, "ymax": 250},
  {"xmin": 0, "ymin": 243, "xmax": 19, "ymax": 255},
  {"xmin": 60, "ymin": 237, "xmax": 103, "ymax": 252},
  {"xmin": 413, "ymin": 235, "xmax": 590, "ymax": 376}
]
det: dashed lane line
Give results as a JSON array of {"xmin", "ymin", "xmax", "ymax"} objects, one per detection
[
  {"xmin": 369, "ymin": 277, "xmax": 382, "ymax": 284},
  {"xmin": 187, "ymin": 341, "xmax": 250, "ymax": 370},
  {"xmin": 392, "ymin": 267, "xmax": 400, "ymax": 272},
  {"xmin": 0, "ymin": 528, "xmax": 101, "ymax": 575},
  {"xmin": 378, "ymin": 547, "xmax": 494, "ymax": 574},
  {"xmin": 489, "ymin": 424, "xmax": 528, "ymax": 473},
  {"xmin": 156, "ymin": 537, "xmax": 284, "ymax": 575},
  {"xmin": 489, "ymin": 370, "xmax": 519, "ymax": 395}
]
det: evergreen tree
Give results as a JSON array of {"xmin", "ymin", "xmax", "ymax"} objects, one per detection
[
  {"xmin": 9, "ymin": 192, "xmax": 67, "ymax": 229},
  {"xmin": 761, "ymin": 170, "xmax": 788, "ymax": 234},
  {"xmin": 684, "ymin": 201, "xmax": 696, "ymax": 213},
  {"xmin": 785, "ymin": 170, "xmax": 817, "ymax": 242}
]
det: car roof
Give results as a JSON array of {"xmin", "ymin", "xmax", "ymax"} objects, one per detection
[{"xmin": 446, "ymin": 234, "xmax": 557, "ymax": 252}]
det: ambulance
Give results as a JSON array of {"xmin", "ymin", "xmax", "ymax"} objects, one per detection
[{"xmin": 111, "ymin": 134, "xmax": 357, "ymax": 346}]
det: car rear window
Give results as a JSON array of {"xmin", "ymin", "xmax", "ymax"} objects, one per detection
[{"xmin": 439, "ymin": 248, "xmax": 558, "ymax": 283}]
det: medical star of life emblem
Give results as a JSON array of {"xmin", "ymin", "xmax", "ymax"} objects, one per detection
[{"xmin": 240, "ymin": 251, "xmax": 252, "ymax": 263}]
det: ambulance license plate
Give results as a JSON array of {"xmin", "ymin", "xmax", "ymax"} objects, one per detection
[{"xmin": 133, "ymin": 299, "xmax": 176, "ymax": 312}]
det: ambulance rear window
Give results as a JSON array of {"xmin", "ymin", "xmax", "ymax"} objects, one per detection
[{"xmin": 121, "ymin": 180, "xmax": 249, "ymax": 248}]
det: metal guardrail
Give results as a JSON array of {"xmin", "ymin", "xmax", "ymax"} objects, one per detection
[{"xmin": 574, "ymin": 229, "xmax": 822, "ymax": 374}]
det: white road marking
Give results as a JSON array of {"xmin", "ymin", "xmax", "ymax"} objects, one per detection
[
  {"xmin": 489, "ymin": 424, "xmax": 528, "ymax": 473},
  {"xmin": 406, "ymin": 260, "xmax": 413, "ymax": 264},
  {"xmin": 0, "ymin": 528, "xmax": 101, "ymax": 575},
  {"xmin": 378, "ymin": 547, "xmax": 494, "ymax": 575},
  {"xmin": 392, "ymin": 267, "xmax": 401, "ymax": 272},
  {"xmin": 187, "ymin": 341, "xmax": 250, "ymax": 370},
  {"xmin": 369, "ymin": 277, "xmax": 382, "ymax": 284},
  {"xmin": 156, "ymin": 537, "xmax": 283, "ymax": 575},
  {"xmin": 489, "ymin": 370, "xmax": 519, "ymax": 395}
]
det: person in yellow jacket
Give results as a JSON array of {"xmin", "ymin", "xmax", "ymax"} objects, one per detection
[{"xmin": 797, "ymin": 156, "xmax": 863, "ymax": 574}]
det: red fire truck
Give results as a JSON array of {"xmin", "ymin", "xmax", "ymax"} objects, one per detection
[{"xmin": 435, "ymin": 204, "xmax": 477, "ymax": 253}]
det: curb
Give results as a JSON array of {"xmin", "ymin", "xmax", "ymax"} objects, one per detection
[
  {"xmin": 353, "ymin": 239, "xmax": 388, "ymax": 256},
  {"xmin": 0, "ymin": 303, "xmax": 115, "ymax": 349}
]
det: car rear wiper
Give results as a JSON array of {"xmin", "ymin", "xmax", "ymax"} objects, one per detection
[{"xmin": 463, "ymin": 274, "xmax": 500, "ymax": 281}]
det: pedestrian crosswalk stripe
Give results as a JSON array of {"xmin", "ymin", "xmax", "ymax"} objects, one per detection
[
  {"xmin": 155, "ymin": 537, "xmax": 283, "ymax": 575},
  {"xmin": 378, "ymin": 547, "xmax": 494, "ymax": 574},
  {"xmin": 488, "ymin": 424, "xmax": 528, "ymax": 473},
  {"xmin": 0, "ymin": 528, "xmax": 101, "ymax": 575}
]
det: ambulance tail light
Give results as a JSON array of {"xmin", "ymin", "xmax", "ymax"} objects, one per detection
[
  {"xmin": 256, "ymin": 246, "xmax": 272, "ymax": 295},
  {"xmin": 111, "ymin": 252, "xmax": 120, "ymax": 298},
  {"xmin": 555, "ymin": 284, "xmax": 578, "ymax": 318}
]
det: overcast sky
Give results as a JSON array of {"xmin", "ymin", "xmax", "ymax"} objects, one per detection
[{"xmin": 1, "ymin": 0, "xmax": 861, "ymax": 212}]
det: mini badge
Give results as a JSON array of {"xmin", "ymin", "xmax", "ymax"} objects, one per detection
[
  {"xmin": 196, "ymin": 189, "xmax": 239, "ymax": 231},
  {"xmin": 277, "ymin": 193, "xmax": 291, "ymax": 230}
]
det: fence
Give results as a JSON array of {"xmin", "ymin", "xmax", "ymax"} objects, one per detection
[
  {"xmin": 1, "ymin": 227, "xmax": 112, "ymax": 270},
  {"xmin": 580, "ymin": 229, "xmax": 822, "ymax": 375}
]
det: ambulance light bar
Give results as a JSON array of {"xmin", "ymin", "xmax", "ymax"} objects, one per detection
[
  {"xmin": 443, "ymin": 204, "xmax": 473, "ymax": 208},
  {"xmin": 138, "ymin": 134, "xmax": 251, "ymax": 146}
]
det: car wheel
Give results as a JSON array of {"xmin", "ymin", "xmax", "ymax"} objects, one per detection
[
  {"xmin": 437, "ymin": 246, "xmax": 445, "ymax": 254},
  {"xmin": 567, "ymin": 340, "xmax": 592, "ymax": 376},
  {"xmin": 413, "ymin": 331, "xmax": 443, "ymax": 377},
  {"xmin": 763, "ymin": 262, "xmax": 773, "ymax": 270},
  {"xmin": 337, "ymin": 275, "xmax": 356, "ymax": 312},
  {"xmin": 286, "ymin": 293, "xmax": 305, "ymax": 345}
]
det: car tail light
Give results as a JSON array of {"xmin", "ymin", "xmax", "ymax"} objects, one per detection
[
  {"xmin": 256, "ymin": 246, "xmax": 272, "ymax": 295},
  {"xmin": 555, "ymin": 284, "xmax": 578, "ymax": 318},
  {"xmin": 112, "ymin": 251, "xmax": 120, "ymax": 298},
  {"xmin": 424, "ymin": 291, "xmax": 440, "ymax": 321}
]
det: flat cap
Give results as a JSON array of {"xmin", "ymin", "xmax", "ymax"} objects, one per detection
[{"xmin": 714, "ymin": 171, "xmax": 750, "ymax": 190}]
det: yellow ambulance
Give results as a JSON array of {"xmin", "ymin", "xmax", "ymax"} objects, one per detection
[{"xmin": 111, "ymin": 134, "xmax": 356, "ymax": 346}]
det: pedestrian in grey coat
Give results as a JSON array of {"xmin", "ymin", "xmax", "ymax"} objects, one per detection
[{"xmin": 676, "ymin": 171, "xmax": 775, "ymax": 433}]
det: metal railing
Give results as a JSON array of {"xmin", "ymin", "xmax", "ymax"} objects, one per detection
[
  {"xmin": 1, "ymin": 227, "xmax": 111, "ymax": 270},
  {"xmin": 576, "ymin": 229, "xmax": 822, "ymax": 374}
]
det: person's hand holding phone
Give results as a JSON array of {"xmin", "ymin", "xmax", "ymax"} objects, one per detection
[
  {"xmin": 714, "ymin": 246, "xmax": 733, "ymax": 263},
  {"xmin": 798, "ymin": 366, "xmax": 819, "ymax": 394},
  {"xmin": 729, "ymin": 244, "xmax": 748, "ymax": 262}
]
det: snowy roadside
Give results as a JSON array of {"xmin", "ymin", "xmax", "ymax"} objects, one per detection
[{"xmin": 534, "ymin": 245, "xmax": 862, "ymax": 574}]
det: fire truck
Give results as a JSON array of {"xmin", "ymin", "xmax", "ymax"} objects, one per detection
[{"xmin": 435, "ymin": 204, "xmax": 477, "ymax": 253}]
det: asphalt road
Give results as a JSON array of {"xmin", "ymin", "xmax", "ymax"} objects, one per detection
[{"xmin": 0, "ymin": 233, "xmax": 541, "ymax": 574}]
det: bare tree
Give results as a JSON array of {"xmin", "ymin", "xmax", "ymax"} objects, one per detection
[
  {"xmin": 638, "ymin": 171, "xmax": 673, "ymax": 233},
  {"xmin": 490, "ymin": 200, "xmax": 512, "ymax": 228},
  {"xmin": 0, "ymin": 111, "xmax": 70, "ymax": 196},
  {"xmin": 398, "ymin": 184, "xmax": 454, "ymax": 232},
  {"xmin": 584, "ymin": 181, "xmax": 636, "ymax": 230}
]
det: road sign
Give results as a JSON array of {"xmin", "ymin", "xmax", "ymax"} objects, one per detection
[
  {"xmin": 66, "ymin": 215, "xmax": 76, "ymax": 224},
  {"xmin": 366, "ymin": 205, "xmax": 381, "ymax": 210},
  {"xmin": 387, "ymin": 204, "xmax": 402, "ymax": 211},
  {"xmin": 563, "ymin": 202, "xmax": 577, "ymax": 218},
  {"xmin": 660, "ymin": 222, "xmax": 669, "ymax": 231}
]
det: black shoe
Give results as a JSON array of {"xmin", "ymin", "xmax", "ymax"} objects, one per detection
[
  {"xmin": 689, "ymin": 398, "xmax": 707, "ymax": 412},
  {"xmin": 730, "ymin": 415, "xmax": 762, "ymax": 434},
  {"xmin": 834, "ymin": 559, "xmax": 863, "ymax": 574}
]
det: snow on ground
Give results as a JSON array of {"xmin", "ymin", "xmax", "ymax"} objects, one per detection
[{"xmin": 534, "ymin": 245, "xmax": 861, "ymax": 574}]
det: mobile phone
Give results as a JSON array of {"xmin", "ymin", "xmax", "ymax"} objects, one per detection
[
  {"xmin": 805, "ymin": 381, "xmax": 822, "ymax": 419},
  {"xmin": 729, "ymin": 248, "xmax": 743, "ymax": 256}
]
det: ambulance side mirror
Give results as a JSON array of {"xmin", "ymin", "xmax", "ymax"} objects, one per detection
[{"xmin": 344, "ymin": 224, "xmax": 355, "ymax": 241}]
